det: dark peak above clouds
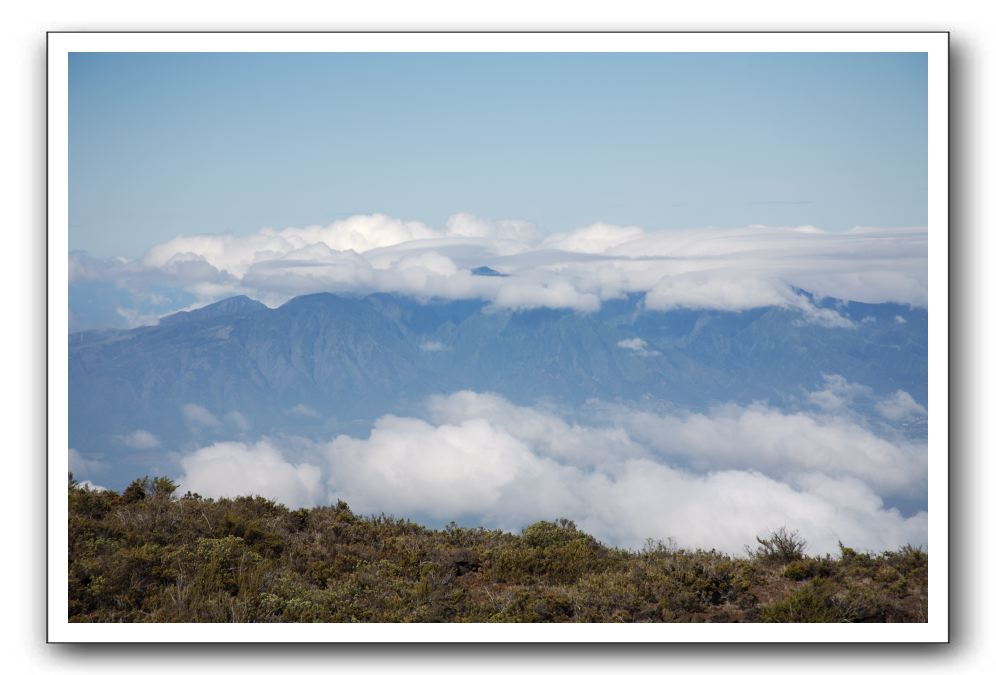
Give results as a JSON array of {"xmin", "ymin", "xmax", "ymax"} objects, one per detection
[{"xmin": 470, "ymin": 266, "xmax": 509, "ymax": 277}]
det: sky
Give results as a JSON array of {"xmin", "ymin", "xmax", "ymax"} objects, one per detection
[
  {"xmin": 66, "ymin": 51, "xmax": 930, "ymax": 552},
  {"xmin": 69, "ymin": 51, "xmax": 927, "ymax": 259}
]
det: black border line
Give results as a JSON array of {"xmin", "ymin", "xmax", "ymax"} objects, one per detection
[{"xmin": 47, "ymin": 30, "xmax": 951, "ymax": 646}]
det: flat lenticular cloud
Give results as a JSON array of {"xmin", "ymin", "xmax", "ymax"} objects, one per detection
[
  {"xmin": 72, "ymin": 213, "xmax": 927, "ymax": 326},
  {"xmin": 177, "ymin": 391, "xmax": 926, "ymax": 554}
]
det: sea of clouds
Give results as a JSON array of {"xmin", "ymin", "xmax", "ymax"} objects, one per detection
[
  {"xmin": 69, "ymin": 213, "xmax": 929, "ymax": 553},
  {"xmin": 171, "ymin": 379, "xmax": 927, "ymax": 555},
  {"xmin": 69, "ymin": 212, "xmax": 927, "ymax": 328}
]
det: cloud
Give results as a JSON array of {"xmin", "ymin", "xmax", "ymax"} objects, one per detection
[
  {"xmin": 287, "ymin": 404, "xmax": 319, "ymax": 418},
  {"xmin": 70, "ymin": 214, "xmax": 927, "ymax": 327},
  {"xmin": 79, "ymin": 480, "xmax": 109, "ymax": 492},
  {"xmin": 181, "ymin": 403, "xmax": 221, "ymax": 429},
  {"xmin": 606, "ymin": 401, "xmax": 925, "ymax": 498},
  {"xmin": 225, "ymin": 410, "xmax": 252, "ymax": 432},
  {"xmin": 419, "ymin": 340, "xmax": 447, "ymax": 352},
  {"xmin": 115, "ymin": 307, "xmax": 161, "ymax": 329},
  {"xmin": 895, "ymin": 314, "xmax": 908, "ymax": 324},
  {"xmin": 69, "ymin": 447, "xmax": 106, "ymax": 476},
  {"xmin": 325, "ymin": 393, "xmax": 925, "ymax": 553},
  {"xmin": 179, "ymin": 440, "xmax": 323, "ymax": 509},
  {"xmin": 177, "ymin": 391, "xmax": 926, "ymax": 554},
  {"xmin": 617, "ymin": 337, "xmax": 659, "ymax": 357},
  {"xmin": 541, "ymin": 222, "xmax": 645, "ymax": 253},
  {"xmin": 876, "ymin": 390, "xmax": 927, "ymax": 421},
  {"xmin": 119, "ymin": 429, "xmax": 161, "ymax": 450},
  {"xmin": 806, "ymin": 373, "xmax": 874, "ymax": 413}
]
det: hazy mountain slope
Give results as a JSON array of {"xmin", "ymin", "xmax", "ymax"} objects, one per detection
[{"xmin": 69, "ymin": 291, "xmax": 927, "ymax": 488}]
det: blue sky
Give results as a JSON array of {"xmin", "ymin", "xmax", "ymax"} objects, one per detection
[{"xmin": 69, "ymin": 51, "xmax": 926, "ymax": 259}]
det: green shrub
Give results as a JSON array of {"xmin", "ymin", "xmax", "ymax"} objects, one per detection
[
  {"xmin": 783, "ymin": 557, "xmax": 835, "ymax": 581},
  {"xmin": 749, "ymin": 527, "xmax": 807, "ymax": 563},
  {"xmin": 68, "ymin": 476, "xmax": 928, "ymax": 623},
  {"xmin": 760, "ymin": 579, "xmax": 849, "ymax": 622}
]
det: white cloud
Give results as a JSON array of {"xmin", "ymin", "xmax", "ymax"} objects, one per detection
[
  {"xmin": 608, "ymin": 401, "xmax": 925, "ymax": 497},
  {"xmin": 895, "ymin": 314, "xmax": 908, "ymax": 324},
  {"xmin": 323, "ymin": 394, "xmax": 926, "ymax": 553},
  {"xmin": 179, "ymin": 440, "xmax": 323, "ymax": 509},
  {"xmin": 876, "ymin": 390, "xmax": 927, "ymax": 421},
  {"xmin": 73, "ymin": 214, "xmax": 927, "ymax": 320},
  {"xmin": 176, "ymin": 391, "xmax": 926, "ymax": 554},
  {"xmin": 419, "ymin": 340, "xmax": 447, "ymax": 352},
  {"xmin": 617, "ymin": 337, "xmax": 659, "ymax": 357},
  {"xmin": 806, "ymin": 373, "xmax": 873, "ymax": 413},
  {"xmin": 119, "ymin": 429, "xmax": 161, "ymax": 450},
  {"xmin": 541, "ymin": 222, "xmax": 645, "ymax": 253},
  {"xmin": 181, "ymin": 403, "xmax": 220, "ymax": 428},
  {"xmin": 79, "ymin": 480, "xmax": 109, "ymax": 492}
]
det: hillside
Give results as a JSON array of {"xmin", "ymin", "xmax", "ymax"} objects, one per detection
[{"xmin": 69, "ymin": 476, "xmax": 928, "ymax": 623}]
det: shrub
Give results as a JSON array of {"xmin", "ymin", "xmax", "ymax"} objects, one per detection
[
  {"xmin": 68, "ymin": 476, "xmax": 928, "ymax": 623},
  {"xmin": 760, "ymin": 579, "xmax": 849, "ymax": 622},
  {"xmin": 783, "ymin": 557, "xmax": 835, "ymax": 581},
  {"xmin": 749, "ymin": 527, "xmax": 807, "ymax": 563}
]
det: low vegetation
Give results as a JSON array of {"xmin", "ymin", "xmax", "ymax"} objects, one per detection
[{"xmin": 68, "ymin": 475, "xmax": 928, "ymax": 623}]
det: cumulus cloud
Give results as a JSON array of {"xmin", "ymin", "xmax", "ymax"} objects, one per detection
[
  {"xmin": 876, "ymin": 390, "xmax": 927, "ymax": 421},
  {"xmin": 118, "ymin": 429, "xmax": 161, "ymax": 450},
  {"xmin": 326, "ymin": 393, "xmax": 925, "ymax": 553},
  {"xmin": 807, "ymin": 373, "xmax": 874, "ymax": 413},
  {"xmin": 606, "ymin": 401, "xmax": 925, "ymax": 497},
  {"xmin": 179, "ymin": 440, "xmax": 323, "ymax": 509},
  {"xmin": 176, "ymin": 391, "xmax": 926, "ymax": 554},
  {"xmin": 70, "ymin": 213, "xmax": 927, "ymax": 325},
  {"xmin": 78, "ymin": 480, "xmax": 110, "ymax": 492}
]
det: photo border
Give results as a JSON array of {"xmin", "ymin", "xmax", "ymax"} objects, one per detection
[{"xmin": 47, "ymin": 30, "xmax": 949, "ymax": 644}]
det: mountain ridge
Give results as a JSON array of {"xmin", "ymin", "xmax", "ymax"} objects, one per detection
[{"xmin": 69, "ymin": 289, "xmax": 927, "ymax": 489}]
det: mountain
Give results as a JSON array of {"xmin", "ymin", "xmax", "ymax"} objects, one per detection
[{"xmin": 68, "ymin": 291, "xmax": 927, "ymax": 488}]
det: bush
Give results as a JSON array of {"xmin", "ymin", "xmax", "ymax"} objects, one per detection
[
  {"xmin": 750, "ymin": 527, "xmax": 807, "ymax": 563},
  {"xmin": 68, "ymin": 477, "xmax": 928, "ymax": 623},
  {"xmin": 783, "ymin": 557, "xmax": 835, "ymax": 581},
  {"xmin": 760, "ymin": 579, "xmax": 849, "ymax": 622}
]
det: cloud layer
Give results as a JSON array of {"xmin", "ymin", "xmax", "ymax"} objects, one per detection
[
  {"xmin": 70, "ymin": 213, "xmax": 927, "ymax": 327},
  {"xmin": 177, "ymin": 389, "xmax": 927, "ymax": 554}
]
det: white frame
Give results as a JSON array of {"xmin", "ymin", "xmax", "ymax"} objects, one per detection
[{"xmin": 48, "ymin": 31, "xmax": 949, "ymax": 643}]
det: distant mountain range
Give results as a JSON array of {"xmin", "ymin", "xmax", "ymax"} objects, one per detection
[{"xmin": 69, "ymin": 291, "xmax": 926, "ymax": 488}]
